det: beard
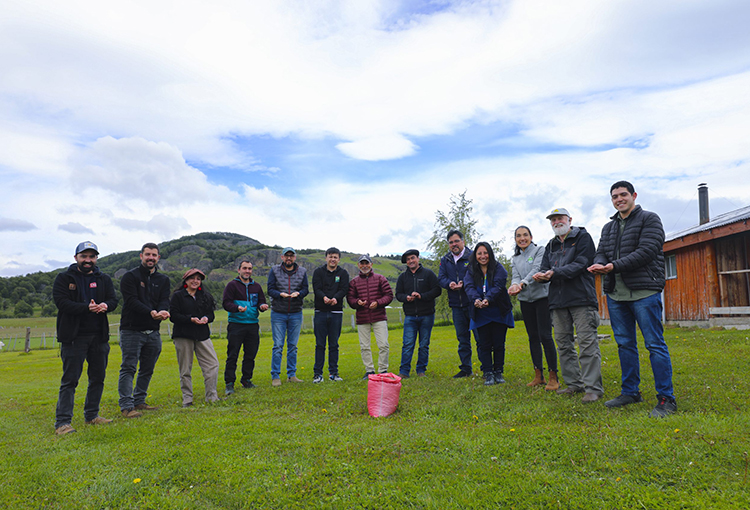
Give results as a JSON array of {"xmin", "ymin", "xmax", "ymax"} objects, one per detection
[
  {"xmin": 284, "ymin": 260, "xmax": 295, "ymax": 269},
  {"xmin": 77, "ymin": 262, "xmax": 94, "ymax": 273},
  {"xmin": 552, "ymin": 225, "xmax": 570, "ymax": 237}
]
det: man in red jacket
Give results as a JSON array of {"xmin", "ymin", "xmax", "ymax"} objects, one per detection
[{"xmin": 347, "ymin": 254, "xmax": 394, "ymax": 379}]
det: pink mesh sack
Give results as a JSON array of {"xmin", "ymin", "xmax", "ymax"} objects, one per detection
[{"xmin": 367, "ymin": 373, "xmax": 402, "ymax": 417}]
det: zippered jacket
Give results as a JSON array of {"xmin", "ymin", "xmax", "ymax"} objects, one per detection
[
  {"xmin": 267, "ymin": 263, "xmax": 309, "ymax": 314},
  {"xmin": 222, "ymin": 278, "xmax": 267, "ymax": 324},
  {"xmin": 395, "ymin": 265, "xmax": 442, "ymax": 316},
  {"xmin": 463, "ymin": 261, "xmax": 512, "ymax": 320},
  {"xmin": 169, "ymin": 288, "xmax": 215, "ymax": 341},
  {"xmin": 593, "ymin": 205, "xmax": 666, "ymax": 293},
  {"xmin": 120, "ymin": 265, "xmax": 171, "ymax": 331},
  {"xmin": 346, "ymin": 271, "xmax": 393, "ymax": 324},
  {"xmin": 312, "ymin": 265, "xmax": 350, "ymax": 312},
  {"xmin": 539, "ymin": 226, "xmax": 597, "ymax": 310},
  {"xmin": 53, "ymin": 264, "xmax": 118, "ymax": 343},
  {"xmin": 510, "ymin": 243, "xmax": 549, "ymax": 303},
  {"xmin": 438, "ymin": 248, "xmax": 473, "ymax": 308}
]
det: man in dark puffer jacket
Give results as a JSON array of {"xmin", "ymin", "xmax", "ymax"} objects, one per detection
[{"xmin": 589, "ymin": 181, "xmax": 676, "ymax": 418}]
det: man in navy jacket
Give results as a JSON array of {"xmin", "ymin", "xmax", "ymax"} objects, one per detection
[
  {"xmin": 438, "ymin": 230, "xmax": 475, "ymax": 378},
  {"xmin": 589, "ymin": 181, "xmax": 676, "ymax": 417}
]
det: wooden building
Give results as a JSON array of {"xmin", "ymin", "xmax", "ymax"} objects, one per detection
[{"xmin": 662, "ymin": 204, "xmax": 750, "ymax": 326}]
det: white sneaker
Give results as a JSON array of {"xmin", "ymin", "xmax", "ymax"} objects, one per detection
[{"xmin": 312, "ymin": 375, "xmax": 324, "ymax": 383}]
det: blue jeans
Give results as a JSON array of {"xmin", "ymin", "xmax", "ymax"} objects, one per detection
[
  {"xmin": 313, "ymin": 311, "xmax": 343, "ymax": 376},
  {"xmin": 55, "ymin": 336, "xmax": 110, "ymax": 428},
  {"xmin": 452, "ymin": 306, "xmax": 474, "ymax": 373},
  {"xmin": 118, "ymin": 329, "xmax": 162, "ymax": 411},
  {"xmin": 270, "ymin": 311, "xmax": 303, "ymax": 379},
  {"xmin": 400, "ymin": 314, "xmax": 435, "ymax": 376},
  {"xmin": 607, "ymin": 294, "xmax": 674, "ymax": 399}
]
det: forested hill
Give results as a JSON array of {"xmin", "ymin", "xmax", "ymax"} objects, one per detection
[{"xmin": 0, "ymin": 232, "xmax": 406, "ymax": 318}]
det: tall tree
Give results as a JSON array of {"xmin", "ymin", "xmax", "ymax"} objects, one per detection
[{"xmin": 425, "ymin": 190, "xmax": 480, "ymax": 258}]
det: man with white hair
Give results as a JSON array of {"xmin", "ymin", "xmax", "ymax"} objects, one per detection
[{"xmin": 534, "ymin": 208, "xmax": 603, "ymax": 404}]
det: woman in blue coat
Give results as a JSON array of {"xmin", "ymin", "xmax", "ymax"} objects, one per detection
[{"xmin": 463, "ymin": 242, "xmax": 514, "ymax": 385}]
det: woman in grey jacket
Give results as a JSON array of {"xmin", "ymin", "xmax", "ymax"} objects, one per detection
[{"xmin": 508, "ymin": 226, "xmax": 559, "ymax": 390}]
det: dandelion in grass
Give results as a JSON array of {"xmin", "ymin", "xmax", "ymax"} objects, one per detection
[
  {"xmin": 133, "ymin": 478, "xmax": 141, "ymax": 484},
  {"xmin": 674, "ymin": 429, "xmax": 680, "ymax": 433},
  {"xmin": 322, "ymin": 409, "xmax": 327, "ymax": 413},
  {"xmin": 510, "ymin": 428, "xmax": 515, "ymax": 432},
  {"xmin": 615, "ymin": 477, "xmax": 621, "ymax": 482},
  {"xmin": 472, "ymin": 415, "xmax": 478, "ymax": 420}
]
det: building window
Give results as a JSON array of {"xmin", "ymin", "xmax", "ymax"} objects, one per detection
[{"xmin": 665, "ymin": 255, "xmax": 677, "ymax": 280}]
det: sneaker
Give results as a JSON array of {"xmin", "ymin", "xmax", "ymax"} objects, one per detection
[
  {"xmin": 182, "ymin": 402, "xmax": 194, "ymax": 408},
  {"xmin": 85, "ymin": 416, "xmax": 113, "ymax": 425},
  {"xmin": 241, "ymin": 381, "xmax": 257, "ymax": 389},
  {"xmin": 134, "ymin": 403, "xmax": 158, "ymax": 411},
  {"xmin": 416, "ymin": 372, "xmax": 426, "ymax": 377},
  {"xmin": 362, "ymin": 372, "xmax": 375, "ymax": 381},
  {"xmin": 453, "ymin": 370, "xmax": 472, "ymax": 378},
  {"xmin": 484, "ymin": 372, "xmax": 496, "ymax": 386},
  {"xmin": 605, "ymin": 393, "xmax": 644, "ymax": 408},
  {"xmin": 650, "ymin": 396, "xmax": 677, "ymax": 418},
  {"xmin": 271, "ymin": 378, "xmax": 282, "ymax": 387},
  {"xmin": 121, "ymin": 408, "xmax": 142, "ymax": 418},
  {"xmin": 399, "ymin": 372, "xmax": 410, "ymax": 379},
  {"xmin": 329, "ymin": 374, "xmax": 344, "ymax": 382},
  {"xmin": 55, "ymin": 424, "xmax": 76, "ymax": 435},
  {"xmin": 556, "ymin": 386, "xmax": 584, "ymax": 395},
  {"xmin": 312, "ymin": 374, "xmax": 324, "ymax": 384},
  {"xmin": 225, "ymin": 383, "xmax": 235, "ymax": 395},
  {"xmin": 288, "ymin": 376, "xmax": 304, "ymax": 383},
  {"xmin": 494, "ymin": 372, "xmax": 506, "ymax": 384},
  {"xmin": 582, "ymin": 392, "xmax": 600, "ymax": 403}
]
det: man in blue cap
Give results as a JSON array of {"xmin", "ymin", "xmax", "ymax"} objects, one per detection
[{"xmin": 52, "ymin": 241, "xmax": 118, "ymax": 435}]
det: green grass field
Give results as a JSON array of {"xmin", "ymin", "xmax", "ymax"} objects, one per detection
[{"xmin": 1, "ymin": 324, "xmax": 749, "ymax": 509}]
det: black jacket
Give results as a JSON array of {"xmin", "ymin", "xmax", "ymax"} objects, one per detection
[
  {"xmin": 463, "ymin": 261, "xmax": 512, "ymax": 321},
  {"xmin": 396, "ymin": 265, "xmax": 442, "ymax": 316},
  {"xmin": 540, "ymin": 226, "xmax": 597, "ymax": 310},
  {"xmin": 594, "ymin": 205, "xmax": 666, "ymax": 293},
  {"xmin": 120, "ymin": 265, "xmax": 171, "ymax": 331},
  {"xmin": 169, "ymin": 288, "xmax": 215, "ymax": 341},
  {"xmin": 52, "ymin": 264, "xmax": 118, "ymax": 343},
  {"xmin": 438, "ymin": 248, "xmax": 473, "ymax": 308},
  {"xmin": 312, "ymin": 265, "xmax": 350, "ymax": 312}
]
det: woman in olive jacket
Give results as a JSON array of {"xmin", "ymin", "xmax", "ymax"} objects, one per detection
[{"xmin": 169, "ymin": 268, "xmax": 220, "ymax": 407}]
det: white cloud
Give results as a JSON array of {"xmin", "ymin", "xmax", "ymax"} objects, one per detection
[
  {"xmin": 58, "ymin": 222, "xmax": 94, "ymax": 234},
  {"xmin": 111, "ymin": 214, "xmax": 191, "ymax": 238},
  {"xmin": 0, "ymin": 218, "xmax": 38, "ymax": 232},
  {"xmin": 336, "ymin": 135, "xmax": 417, "ymax": 161}
]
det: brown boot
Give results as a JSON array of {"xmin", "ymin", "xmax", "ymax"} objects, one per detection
[
  {"xmin": 527, "ymin": 368, "xmax": 546, "ymax": 387},
  {"xmin": 545, "ymin": 370, "xmax": 559, "ymax": 391}
]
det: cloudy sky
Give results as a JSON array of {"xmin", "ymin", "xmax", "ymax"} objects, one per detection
[{"xmin": 2, "ymin": 0, "xmax": 749, "ymax": 276}]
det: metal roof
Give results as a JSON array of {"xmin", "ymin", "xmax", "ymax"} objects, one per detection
[{"xmin": 666, "ymin": 204, "xmax": 750, "ymax": 242}]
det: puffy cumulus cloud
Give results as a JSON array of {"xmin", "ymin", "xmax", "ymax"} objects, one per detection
[
  {"xmin": 0, "ymin": 218, "xmax": 37, "ymax": 231},
  {"xmin": 336, "ymin": 135, "xmax": 417, "ymax": 161},
  {"xmin": 58, "ymin": 222, "xmax": 94, "ymax": 234},
  {"xmin": 80, "ymin": 136, "xmax": 238, "ymax": 206},
  {"xmin": 111, "ymin": 214, "xmax": 191, "ymax": 238}
]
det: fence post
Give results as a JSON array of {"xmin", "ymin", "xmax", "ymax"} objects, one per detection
[
  {"xmin": 351, "ymin": 315, "xmax": 356, "ymax": 329},
  {"xmin": 42, "ymin": 332, "xmax": 46, "ymax": 349},
  {"xmin": 25, "ymin": 327, "xmax": 31, "ymax": 353},
  {"xmin": 398, "ymin": 309, "xmax": 402, "ymax": 324}
]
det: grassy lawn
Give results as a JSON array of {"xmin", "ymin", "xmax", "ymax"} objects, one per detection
[{"xmin": 1, "ymin": 324, "xmax": 749, "ymax": 509}]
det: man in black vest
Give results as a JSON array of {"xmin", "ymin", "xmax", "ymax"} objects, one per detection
[
  {"xmin": 589, "ymin": 181, "xmax": 676, "ymax": 417},
  {"xmin": 118, "ymin": 242, "xmax": 170, "ymax": 418},
  {"xmin": 53, "ymin": 241, "xmax": 118, "ymax": 435}
]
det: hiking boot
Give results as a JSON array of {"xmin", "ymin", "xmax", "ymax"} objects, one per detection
[
  {"xmin": 225, "ymin": 383, "xmax": 235, "ymax": 395},
  {"xmin": 312, "ymin": 375, "xmax": 324, "ymax": 384},
  {"xmin": 545, "ymin": 370, "xmax": 560, "ymax": 391},
  {"xmin": 650, "ymin": 396, "xmax": 677, "ymax": 418},
  {"xmin": 556, "ymin": 386, "xmax": 584, "ymax": 395},
  {"xmin": 288, "ymin": 376, "xmax": 304, "ymax": 383},
  {"xmin": 85, "ymin": 416, "xmax": 113, "ymax": 425},
  {"xmin": 329, "ymin": 374, "xmax": 344, "ymax": 382},
  {"xmin": 362, "ymin": 372, "xmax": 375, "ymax": 381},
  {"xmin": 241, "ymin": 381, "xmax": 256, "ymax": 389},
  {"xmin": 121, "ymin": 408, "xmax": 142, "ymax": 418},
  {"xmin": 55, "ymin": 424, "xmax": 76, "ymax": 435},
  {"xmin": 453, "ymin": 370, "xmax": 472, "ymax": 378},
  {"xmin": 605, "ymin": 393, "xmax": 644, "ymax": 408},
  {"xmin": 582, "ymin": 392, "xmax": 600, "ymax": 403},
  {"xmin": 134, "ymin": 404, "xmax": 158, "ymax": 411},
  {"xmin": 484, "ymin": 372, "xmax": 496, "ymax": 386},
  {"xmin": 527, "ymin": 368, "xmax": 545, "ymax": 387},
  {"xmin": 416, "ymin": 372, "xmax": 426, "ymax": 377},
  {"xmin": 271, "ymin": 378, "xmax": 282, "ymax": 387},
  {"xmin": 399, "ymin": 372, "xmax": 410, "ymax": 379},
  {"xmin": 494, "ymin": 372, "xmax": 506, "ymax": 384}
]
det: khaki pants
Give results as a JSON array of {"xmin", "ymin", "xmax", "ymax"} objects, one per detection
[
  {"xmin": 357, "ymin": 321, "xmax": 389, "ymax": 373},
  {"xmin": 174, "ymin": 338, "xmax": 220, "ymax": 405},
  {"xmin": 551, "ymin": 306, "xmax": 603, "ymax": 395}
]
